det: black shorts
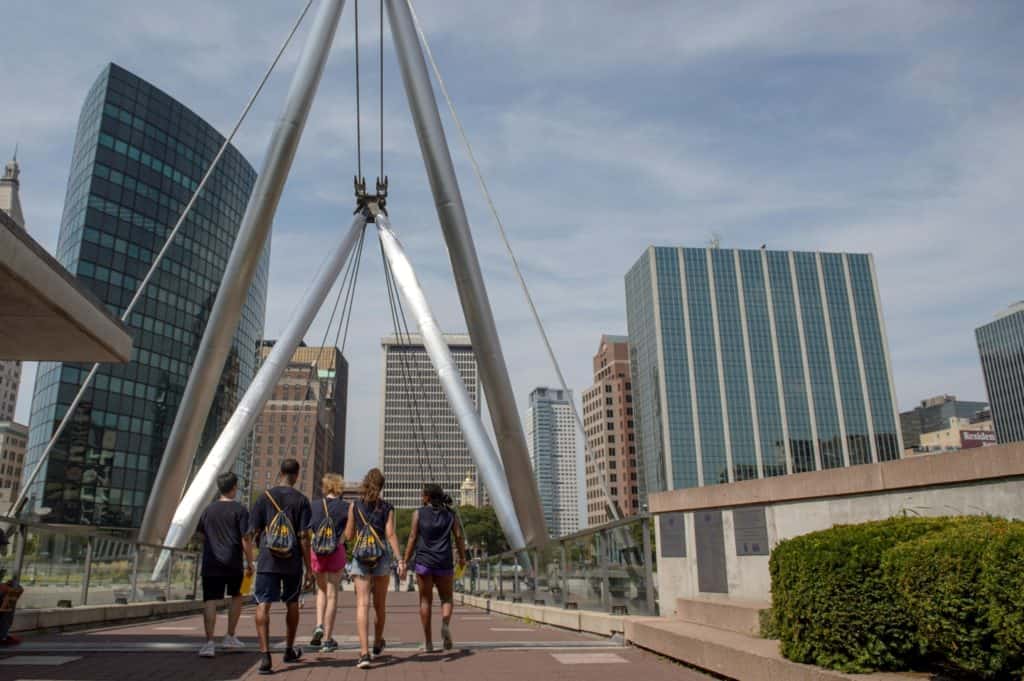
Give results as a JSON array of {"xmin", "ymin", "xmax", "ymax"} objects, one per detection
[
  {"xmin": 202, "ymin": 574, "xmax": 244, "ymax": 602},
  {"xmin": 254, "ymin": 573, "xmax": 303, "ymax": 604}
]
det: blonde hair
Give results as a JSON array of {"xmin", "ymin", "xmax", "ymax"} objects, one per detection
[{"xmin": 321, "ymin": 472, "xmax": 344, "ymax": 497}]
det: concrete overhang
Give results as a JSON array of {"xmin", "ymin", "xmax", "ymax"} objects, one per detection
[{"xmin": 0, "ymin": 210, "xmax": 133, "ymax": 362}]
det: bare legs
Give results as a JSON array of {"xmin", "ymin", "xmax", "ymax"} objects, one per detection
[
  {"xmin": 355, "ymin": 575, "xmax": 372, "ymax": 655},
  {"xmin": 285, "ymin": 602, "xmax": 299, "ymax": 650},
  {"xmin": 372, "ymin": 575, "xmax": 390, "ymax": 648},
  {"xmin": 227, "ymin": 594, "xmax": 242, "ymax": 636},
  {"xmin": 435, "ymin": 574, "xmax": 454, "ymax": 630},
  {"xmin": 203, "ymin": 600, "xmax": 218, "ymax": 642},
  {"xmin": 315, "ymin": 570, "xmax": 342, "ymax": 642},
  {"xmin": 255, "ymin": 602, "xmax": 272, "ymax": 653},
  {"xmin": 417, "ymin": 574, "xmax": 434, "ymax": 645}
]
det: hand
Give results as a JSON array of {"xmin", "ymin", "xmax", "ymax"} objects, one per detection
[
  {"xmin": 458, "ymin": 557, "xmax": 467, "ymax": 570},
  {"xmin": 398, "ymin": 560, "xmax": 408, "ymax": 580},
  {"xmin": 244, "ymin": 563, "xmax": 254, "ymax": 577},
  {"xmin": 303, "ymin": 571, "xmax": 315, "ymax": 591}
]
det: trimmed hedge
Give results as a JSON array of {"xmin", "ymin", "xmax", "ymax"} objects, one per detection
[{"xmin": 770, "ymin": 515, "xmax": 1024, "ymax": 677}]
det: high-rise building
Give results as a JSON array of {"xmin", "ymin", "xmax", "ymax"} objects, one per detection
[
  {"xmin": 249, "ymin": 362, "xmax": 332, "ymax": 501},
  {"xmin": 976, "ymin": 302, "xmax": 1024, "ymax": 444},
  {"xmin": 625, "ymin": 246, "xmax": 903, "ymax": 498},
  {"xmin": 525, "ymin": 387, "xmax": 579, "ymax": 537},
  {"xmin": 23, "ymin": 63, "xmax": 267, "ymax": 526},
  {"xmin": 899, "ymin": 394, "xmax": 989, "ymax": 450},
  {"xmin": 261, "ymin": 342, "xmax": 348, "ymax": 474},
  {"xmin": 380, "ymin": 333, "xmax": 481, "ymax": 509},
  {"xmin": 0, "ymin": 421, "xmax": 28, "ymax": 507},
  {"xmin": 582, "ymin": 335, "xmax": 640, "ymax": 525},
  {"xmin": 1, "ymin": 155, "xmax": 26, "ymax": 423}
]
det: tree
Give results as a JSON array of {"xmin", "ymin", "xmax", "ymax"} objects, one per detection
[{"xmin": 456, "ymin": 505, "xmax": 509, "ymax": 556}]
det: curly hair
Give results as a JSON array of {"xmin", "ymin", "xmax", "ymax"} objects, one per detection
[{"xmin": 361, "ymin": 467, "xmax": 385, "ymax": 504}]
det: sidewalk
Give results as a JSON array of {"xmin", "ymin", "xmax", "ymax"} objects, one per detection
[{"xmin": 0, "ymin": 591, "xmax": 714, "ymax": 680}]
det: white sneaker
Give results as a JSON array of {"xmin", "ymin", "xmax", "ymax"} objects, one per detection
[
  {"xmin": 222, "ymin": 635, "xmax": 245, "ymax": 649},
  {"xmin": 198, "ymin": 641, "xmax": 216, "ymax": 658}
]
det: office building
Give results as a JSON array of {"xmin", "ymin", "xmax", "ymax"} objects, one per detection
[
  {"xmin": 976, "ymin": 302, "xmax": 1024, "ymax": 444},
  {"xmin": 23, "ymin": 63, "xmax": 267, "ymax": 526},
  {"xmin": 1, "ymin": 155, "xmax": 26, "ymax": 422},
  {"xmin": 379, "ymin": 333, "xmax": 481, "ymax": 508},
  {"xmin": 261, "ymin": 342, "xmax": 348, "ymax": 474},
  {"xmin": 0, "ymin": 421, "xmax": 27, "ymax": 507},
  {"xmin": 582, "ymin": 335, "xmax": 640, "ymax": 525},
  {"xmin": 525, "ymin": 387, "xmax": 580, "ymax": 537},
  {"xmin": 250, "ymin": 362, "xmax": 332, "ymax": 501},
  {"xmin": 625, "ymin": 246, "xmax": 902, "ymax": 497},
  {"xmin": 899, "ymin": 394, "xmax": 990, "ymax": 451}
]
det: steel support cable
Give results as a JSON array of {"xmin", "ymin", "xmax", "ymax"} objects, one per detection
[
  {"xmin": 380, "ymin": 248, "xmax": 432, "ymax": 481},
  {"xmin": 334, "ymin": 221, "xmax": 368, "ymax": 354},
  {"xmin": 379, "ymin": 241, "xmax": 436, "ymax": 483},
  {"xmin": 379, "ymin": 0, "xmax": 385, "ymax": 180},
  {"xmin": 354, "ymin": 0, "xmax": 363, "ymax": 178},
  {"xmin": 11, "ymin": 0, "xmax": 316, "ymax": 517},
  {"xmin": 405, "ymin": 0, "xmax": 623, "ymax": 522}
]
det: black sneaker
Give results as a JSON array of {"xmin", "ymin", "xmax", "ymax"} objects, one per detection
[
  {"xmin": 258, "ymin": 653, "xmax": 273, "ymax": 675},
  {"xmin": 310, "ymin": 625, "xmax": 324, "ymax": 647},
  {"xmin": 372, "ymin": 639, "xmax": 386, "ymax": 658},
  {"xmin": 357, "ymin": 653, "xmax": 372, "ymax": 669},
  {"xmin": 283, "ymin": 646, "xmax": 303, "ymax": 664},
  {"xmin": 320, "ymin": 638, "xmax": 338, "ymax": 653}
]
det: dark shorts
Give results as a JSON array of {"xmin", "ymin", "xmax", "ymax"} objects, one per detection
[
  {"xmin": 254, "ymin": 572, "xmax": 303, "ymax": 604},
  {"xmin": 202, "ymin": 574, "xmax": 243, "ymax": 602}
]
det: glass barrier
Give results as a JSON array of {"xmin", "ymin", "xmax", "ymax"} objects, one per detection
[
  {"xmin": 17, "ymin": 528, "xmax": 90, "ymax": 609},
  {"xmin": 563, "ymin": 533, "xmax": 602, "ymax": 611},
  {"xmin": 82, "ymin": 536, "xmax": 135, "ymax": 605},
  {"xmin": 168, "ymin": 550, "xmax": 199, "ymax": 601}
]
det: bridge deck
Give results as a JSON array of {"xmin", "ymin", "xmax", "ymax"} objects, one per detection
[{"xmin": 1, "ymin": 591, "xmax": 712, "ymax": 680}]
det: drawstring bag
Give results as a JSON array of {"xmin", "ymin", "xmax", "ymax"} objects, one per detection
[
  {"xmin": 352, "ymin": 504, "xmax": 386, "ymax": 567},
  {"xmin": 263, "ymin": 490, "xmax": 297, "ymax": 559},
  {"xmin": 311, "ymin": 498, "xmax": 339, "ymax": 556}
]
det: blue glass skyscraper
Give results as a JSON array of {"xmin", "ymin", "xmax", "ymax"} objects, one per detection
[
  {"xmin": 625, "ymin": 246, "xmax": 902, "ymax": 498},
  {"xmin": 976, "ymin": 302, "xmax": 1024, "ymax": 444},
  {"xmin": 23, "ymin": 63, "xmax": 268, "ymax": 527}
]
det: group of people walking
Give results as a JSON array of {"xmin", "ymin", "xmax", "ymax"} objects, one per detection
[{"xmin": 195, "ymin": 459, "xmax": 467, "ymax": 674}]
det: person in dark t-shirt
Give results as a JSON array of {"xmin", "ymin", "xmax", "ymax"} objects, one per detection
[
  {"xmin": 248, "ymin": 458, "xmax": 312, "ymax": 675},
  {"xmin": 196, "ymin": 471, "xmax": 252, "ymax": 658}
]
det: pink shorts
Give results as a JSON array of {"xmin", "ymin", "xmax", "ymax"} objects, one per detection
[{"xmin": 311, "ymin": 546, "xmax": 347, "ymax": 574}]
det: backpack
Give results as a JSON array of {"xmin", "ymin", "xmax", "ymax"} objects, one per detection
[
  {"xmin": 352, "ymin": 502, "xmax": 386, "ymax": 567},
  {"xmin": 262, "ymin": 490, "xmax": 297, "ymax": 559},
  {"xmin": 311, "ymin": 498, "xmax": 339, "ymax": 556}
]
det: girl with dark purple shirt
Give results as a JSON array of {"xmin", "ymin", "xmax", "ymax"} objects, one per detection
[{"xmin": 401, "ymin": 484, "xmax": 467, "ymax": 651}]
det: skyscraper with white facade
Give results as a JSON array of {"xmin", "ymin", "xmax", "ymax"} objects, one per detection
[
  {"xmin": 380, "ymin": 333, "xmax": 482, "ymax": 508},
  {"xmin": 625, "ymin": 246, "xmax": 903, "ymax": 501},
  {"xmin": 526, "ymin": 387, "xmax": 580, "ymax": 537}
]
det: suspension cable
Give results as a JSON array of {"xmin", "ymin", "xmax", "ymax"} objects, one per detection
[
  {"xmin": 354, "ymin": 0, "xmax": 363, "ymax": 179},
  {"xmin": 11, "ymin": 0, "xmax": 316, "ymax": 518},
  {"xmin": 379, "ymin": 0, "xmax": 385, "ymax": 180},
  {"xmin": 405, "ymin": 0, "xmax": 623, "ymax": 521},
  {"xmin": 379, "ymin": 241, "xmax": 436, "ymax": 483},
  {"xmin": 335, "ymin": 223, "xmax": 367, "ymax": 355}
]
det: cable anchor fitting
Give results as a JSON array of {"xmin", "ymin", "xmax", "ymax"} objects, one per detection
[{"xmin": 354, "ymin": 175, "xmax": 388, "ymax": 222}]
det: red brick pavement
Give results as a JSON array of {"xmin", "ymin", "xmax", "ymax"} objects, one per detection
[{"xmin": 0, "ymin": 592, "xmax": 714, "ymax": 680}]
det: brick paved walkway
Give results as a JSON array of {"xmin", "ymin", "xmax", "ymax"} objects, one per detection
[{"xmin": 0, "ymin": 592, "xmax": 713, "ymax": 680}]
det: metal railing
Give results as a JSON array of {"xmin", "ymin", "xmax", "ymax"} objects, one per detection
[
  {"xmin": 456, "ymin": 515, "xmax": 659, "ymax": 616},
  {"xmin": 0, "ymin": 516, "xmax": 201, "ymax": 610}
]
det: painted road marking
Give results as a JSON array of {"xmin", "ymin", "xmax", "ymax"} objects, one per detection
[
  {"xmin": 490, "ymin": 627, "xmax": 534, "ymax": 631},
  {"xmin": 0, "ymin": 656, "xmax": 82, "ymax": 666},
  {"xmin": 154, "ymin": 626, "xmax": 198, "ymax": 631},
  {"xmin": 552, "ymin": 652, "xmax": 628, "ymax": 665}
]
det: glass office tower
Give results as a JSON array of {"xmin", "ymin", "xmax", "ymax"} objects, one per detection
[
  {"xmin": 976, "ymin": 302, "xmax": 1024, "ymax": 444},
  {"xmin": 23, "ymin": 63, "xmax": 268, "ymax": 527},
  {"xmin": 625, "ymin": 246, "xmax": 902, "ymax": 498}
]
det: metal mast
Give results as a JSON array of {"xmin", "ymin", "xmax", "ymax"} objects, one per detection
[
  {"xmin": 138, "ymin": 0, "xmax": 348, "ymax": 545},
  {"xmin": 385, "ymin": 0, "xmax": 548, "ymax": 545}
]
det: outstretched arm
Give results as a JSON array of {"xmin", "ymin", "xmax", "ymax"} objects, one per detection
[{"xmin": 453, "ymin": 513, "xmax": 468, "ymax": 566}]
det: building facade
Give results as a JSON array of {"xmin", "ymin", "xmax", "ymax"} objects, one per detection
[
  {"xmin": 525, "ymin": 387, "xmax": 580, "ymax": 537},
  {"xmin": 23, "ymin": 63, "xmax": 267, "ymax": 527},
  {"xmin": 899, "ymin": 394, "xmax": 989, "ymax": 451},
  {"xmin": 0, "ymin": 421, "xmax": 28, "ymax": 507},
  {"xmin": 582, "ymin": 335, "xmax": 640, "ymax": 525},
  {"xmin": 976, "ymin": 302, "xmax": 1024, "ymax": 444},
  {"xmin": 379, "ymin": 334, "xmax": 482, "ymax": 509},
  {"xmin": 1, "ymin": 155, "xmax": 26, "ymax": 423},
  {"xmin": 625, "ymin": 246, "xmax": 903, "ymax": 498},
  {"xmin": 250, "ymin": 362, "xmax": 332, "ymax": 501},
  {"xmin": 264, "ymin": 342, "xmax": 348, "ymax": 475}
]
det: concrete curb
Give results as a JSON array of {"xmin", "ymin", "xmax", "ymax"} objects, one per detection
[{"xmin": 11, "ymin": 599, "xmax": 224, "ymax": 634}]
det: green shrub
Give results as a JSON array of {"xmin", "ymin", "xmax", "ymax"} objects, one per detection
[
  {"xmin": 882, "ymin": 518, "xmax": 1007, "ymax": 677},
  {"xmin": 981, "ymin": 522, "xmax": 1024, "ymax": 676},
  {"xmin": 769, "ymin": 516, "xmax": 950, "ymax": 672}
]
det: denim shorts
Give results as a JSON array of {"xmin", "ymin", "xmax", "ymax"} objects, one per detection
[
  {"xmin": 348, "ymin": 557, "xmax": 392, "ymax": 578},
  {"xmin": 254, "ymin": 572, "xmax": 302, "ymax": 604}
]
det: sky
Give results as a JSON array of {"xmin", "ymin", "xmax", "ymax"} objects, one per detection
[{"xmin": 5, "ymin": 1, "xmax": 1023, "ymax": 488}]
